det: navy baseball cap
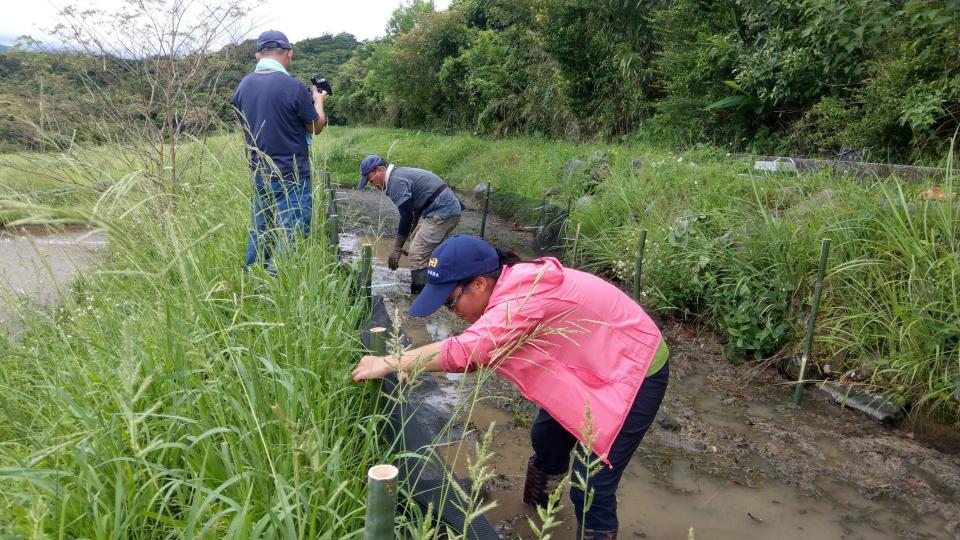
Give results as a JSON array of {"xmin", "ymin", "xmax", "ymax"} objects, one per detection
[
  {"xmin": 357, "ymin": 155, "xmax": 386, "ymax": 189},
  {"xmin": 256, "ymin": 30, "xmax": 292, "ymax": 52},
  {"xmin": 409, "ymin": 235, "xmax": 501, "ymax": 317}
]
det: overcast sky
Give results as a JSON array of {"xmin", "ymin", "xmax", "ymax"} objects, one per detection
[{"xmin": 0, "ymin": 0, "xmax": 453, "ymax": 47}]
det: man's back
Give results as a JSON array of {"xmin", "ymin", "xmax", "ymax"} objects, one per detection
[
  {"xmin": 386, "ymin": 167, "xmax": 461, "ymax": 219},
  {"xmin": 232, "ymin": 72, "xmax": 318, "ymax": 180}
]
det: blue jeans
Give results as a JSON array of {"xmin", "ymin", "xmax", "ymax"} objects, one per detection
[
  {"xmin": 245, "ymin": 173, "xmax": 312, "ymax": 271},
  {"xmin": 530, "ymin": 362, "xmax": 669, "ymax": 531}
]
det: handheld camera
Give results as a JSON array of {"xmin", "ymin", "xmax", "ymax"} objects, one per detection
[{"xmin": 310, "ymin": 76, "xmax": 333, "ymax": 96}]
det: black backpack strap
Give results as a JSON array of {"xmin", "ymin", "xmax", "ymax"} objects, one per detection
[{"xmin": 417, "ymin": 183, "xmax": 450, "ymax": 216}]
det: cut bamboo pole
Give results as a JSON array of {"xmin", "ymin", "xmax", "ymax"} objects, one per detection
[
  {"xmin": 364, "ymin": 464, "xmax": 399, "ymax": 540},
  {"xmin": 633, "ymin": 230, "xmax": 648, "ymax": 303},
  {"xmin": 359, "ymin": 243, "xmax": 373, "ymax": 308},
  {"xmin": 793, "ymin": 238, "xmax": 831, "ymax": 405},
  {"xmin": 327, "ymin": 188, "xmax": 339, "ymax": 249},
  {"xmin": 537, "ymin": 195, "xmax": 547, "ymax": 256},
  {"xmin": 570, "ymin": 223, "xmax": 582, "ymax": 267},
  {"xmin": 367, "ymin": 326, "xmax": 387, "ymax": 406},
  {"xmin": 479, "ymin": 184, "xmax": 491, "ymax": 239}
]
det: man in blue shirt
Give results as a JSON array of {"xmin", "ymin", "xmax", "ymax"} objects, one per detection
[
  {"xmin": 358, "ymin": 155, "xmax": 462, "ymax": 294},
  {"xmin": 232, "ymin": 30, "xmax": 327, "ymax": 273}
]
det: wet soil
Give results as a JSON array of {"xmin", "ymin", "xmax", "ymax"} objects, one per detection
[
  {"xmin": 340, "ymin": 187, "xmax": 960, "ymax": 539},
  {"xmin": 0, "ymin": 225, "xmax": 106, "ymax": 337}
]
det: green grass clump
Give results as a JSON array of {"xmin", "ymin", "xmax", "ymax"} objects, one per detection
[{"xmin": 0, "ymin": 139, "xmax": 384, "ymax": 537}]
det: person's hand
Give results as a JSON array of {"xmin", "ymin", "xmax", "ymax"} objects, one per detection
[
  {"xmin": 352, "ymin": 354, "xmax": 394, "ymax": 382},
  {"xmin": 387, "ymin": 249, "xmax": 402, "ymax": 270},
  {"xmin": 311, "ymin": 86, "xmax": 327, "ymax": 102}
]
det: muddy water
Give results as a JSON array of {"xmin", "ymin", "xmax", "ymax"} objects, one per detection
[
  {"xmin": 339, "ymin": 191, "xmax": 960, "ymax": 540},
  {"xmin": 0, "ymin": 225, "xmax": 106, "ymax": 336}
]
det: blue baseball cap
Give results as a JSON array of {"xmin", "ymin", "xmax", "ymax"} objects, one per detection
[
  {"xmin": 256, "ymin": 30, "xmax": 292, "ymax": 52},
  {"xmin": 409, "ymin": 235, "xmax": 501, "ymax": 317},
  {"xmin": 357, "ymin": 155, "xmax": 386, "ymax": 189}
]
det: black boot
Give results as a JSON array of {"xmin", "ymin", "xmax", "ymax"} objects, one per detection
[
  {"xmin": 578, "ymin": 528, "xmax": 618, "ymax": 540},
  {"xmin": 522, "ymin": 455, "xmax": 565, "ymax": 509},
  {"xmin": 410, "ymin": 268, "xmax": 427, "ymax": 295}
]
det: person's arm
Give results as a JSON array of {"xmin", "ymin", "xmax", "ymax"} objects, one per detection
[
  {"xmin": 352, "ymin": 341, "xmax": 444, "ymax": 382},
  {"xmin": 306, "ymin": 86, "xmax": 327, "ymax": 134},
  {"xmin": 387, "ymin": 197, "xmax": 415, "ymax": 270}
]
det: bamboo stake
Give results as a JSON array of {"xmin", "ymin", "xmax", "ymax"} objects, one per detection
[
  {"xmin": 537, "ymin": 194, "xmax": 547, "ymax": 256},
  {"xmin": 367, "ymin": 326, "xmax": 387, "ymax": 406},
  {"xmin": 479, "ymin": 184, "xmax": 491, "ymax": 239},
  {"xmin": 359, "ymin": 243, "xmax": 373, "ymax": 308},
  {"xmin": 364, "ymin": 464, "xmax": 399, "ymax": 540},
  {"xmin": 793, "ymin": 238, "xmax": 831, "ymax": 405},
  {"xmin": 633, "ymin": 230, "xmax": 648, "ymax": 303},
  {"xmin": 327, "ymin": 188, "xmax": 339, "ymax": 249},
  {"xmin": 570, "ymin": 223, "xmax": 582, "ymax": 267}
]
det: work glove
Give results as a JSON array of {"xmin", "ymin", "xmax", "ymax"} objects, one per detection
[
  {"xmin": 387, "ymin": 235, "xmax": 408, "ymax": 270},
  {"xmin": 387, "ymin": 249, "xmax": 402, "ymax": 270}
]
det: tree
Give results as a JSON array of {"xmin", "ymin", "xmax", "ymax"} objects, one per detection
[{"xmin": 47, "ymin": 0, "xmax": 252, "ymax": 203}]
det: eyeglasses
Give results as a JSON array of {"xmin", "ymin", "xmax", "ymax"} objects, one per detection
[{"xmin": 443, "ymin": 280, "xmax": 472, "ymax": 310}]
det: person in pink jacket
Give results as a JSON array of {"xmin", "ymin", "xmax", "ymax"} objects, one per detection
[{"xmin": 352, "ymin": 235, "xmax": 669, "ymax": 539}]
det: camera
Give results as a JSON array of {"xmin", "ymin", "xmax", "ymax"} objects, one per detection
[{"xmin": 310, "ymin": 76, "xmax": 333, "ymax": 96}]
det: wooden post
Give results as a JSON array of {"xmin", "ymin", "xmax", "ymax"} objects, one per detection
[
  {"xmin": 323, "ymin": 169, "xmax": 332, "ymax": 190},
  {"xmin": 479, "ymin": 184, "xmax": 492, "ymax": 239},
  {"xmin": 364, "ymin": 464, "xmax": 399, "ymax": 540},
  {"xmin": 633, "ymin": 230, "xmax": 647, "ymax": 303},
  {"xmin": 794, "ymin": 239, "xmax": 831, "ymax": 405}
]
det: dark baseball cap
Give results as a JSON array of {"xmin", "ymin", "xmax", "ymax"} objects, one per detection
[
  {"xmin": 357, "ymin": 155, "xmax": 386, "ymax": 189},
  {"xmin": 256, "ymin": 30, "xmax": 292, "ymax": 52},
  {"xmin": 409, "ymin": 235, "xmax": 501, "ymax": 317}
]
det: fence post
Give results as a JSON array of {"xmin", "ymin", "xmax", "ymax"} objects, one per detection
[
  {"xmin": 324, "ymin": 169, "xmax": 332, "ymax": 190},
  {"xmin": 359, "ymin": 243, "xmax": 373, "ymax": 309},
  {"xmin": 633, "ymin": 230, "xmax": 648, "ymax": 303},
  {"xmin": 479, "ymin": 184, "xmax": 492, "ymax": 239},
  {"xmin": 537, "ymin": 194, "xmax": 547, "ymax": 256},
  {"xmin": 327, "ymin": 188, "xmax": 339, "ymax": 249},
  {"xmin": 569, "ymin": 223, "xmax": 581, "ymax": 267},
  {"xmin": 793, "ymin": 239, "xmax": 831, "ymax": 405},
  {"xmin": 364, "ymin": 464, "xmax": 399, "ymax": 540}
]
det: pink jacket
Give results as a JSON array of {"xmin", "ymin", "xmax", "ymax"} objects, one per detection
[{"xmin": 439, "ymin": 257, "xmax": 662, "ymax": 465}]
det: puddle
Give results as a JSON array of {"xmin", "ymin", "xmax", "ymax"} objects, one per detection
[
  {"xmin": 0, "ymin": 225, "xmax": 106, "ymax": 336},
  {"xmin": 338, "ymin": 191, "xmax": 960, "ymax": 539}
]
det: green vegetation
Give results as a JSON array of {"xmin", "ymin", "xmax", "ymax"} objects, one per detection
[
  {"xmin": 0, "ymin": 33, "xmax": 359, "ymax": 153},
  {"xmin": 0, "ymin": 136, "xmax": 390, "ymax": 536},
  {"xmin": 336, "ymin": 0, "xmax": 960, "ymax": 163},
  {"xmin": 321, "ymin": 126, "xmax": 959, "ymax": 417}
]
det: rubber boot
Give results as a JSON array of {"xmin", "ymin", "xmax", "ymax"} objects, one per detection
[
  {"xmin": 522, "ymin": 455, "xmax": 565, "ymax": 509},
  {"xmin": 578, "ymin": 528, "xmax": 618, "ymax": 540},
  {"xmin": 410, "ymin": 268, "xmax": 427, "ymax": 295}
]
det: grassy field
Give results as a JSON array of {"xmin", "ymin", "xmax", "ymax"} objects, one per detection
[
  {"xmin": 0, "ymin": 137, "xmax": 390, "ymax": 536},
  {"xmin": 316, "ymin": 127, "xmax": 959, "ymax": 417}
]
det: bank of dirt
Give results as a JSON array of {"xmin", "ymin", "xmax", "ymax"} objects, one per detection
[{"xmin": 341, "ymin": 187, "xmax": 960, "ymax": 539}]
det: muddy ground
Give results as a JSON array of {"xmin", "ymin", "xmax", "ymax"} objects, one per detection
[{"xmin": 341, "ymin": 187, "xmax": 960, "ymax": 539}]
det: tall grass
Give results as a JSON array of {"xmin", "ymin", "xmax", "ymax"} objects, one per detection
[{"xmin": 0, "ymin": 137, "xmax": 387, "ymax": 537}]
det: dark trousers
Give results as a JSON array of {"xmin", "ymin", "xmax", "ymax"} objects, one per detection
[
  {"xmin": 245, "ymin": 173, "xmax": 312, "ymax": 272},
  {"xmin": 530, "ymin": 362, "xmax": 669, "ymax": 531}
]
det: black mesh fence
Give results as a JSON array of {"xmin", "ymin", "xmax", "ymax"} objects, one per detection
[{"xmin": 360, "ymin": 296, "xmax": 500, "ymax": 539}]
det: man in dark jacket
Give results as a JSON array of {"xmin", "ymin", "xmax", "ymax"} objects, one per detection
[
  {"xmin": 357, "ymin": 155, "xmax": 461, "ymax": 293},
  {"xmin": 232, "ymin": 30, "xmax": 327, "ymax": 273}
]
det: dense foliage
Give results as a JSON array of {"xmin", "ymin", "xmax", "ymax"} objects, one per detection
[{"xmin": 335, "ymin": 0, "xmax": 960, "ymax": 164}]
